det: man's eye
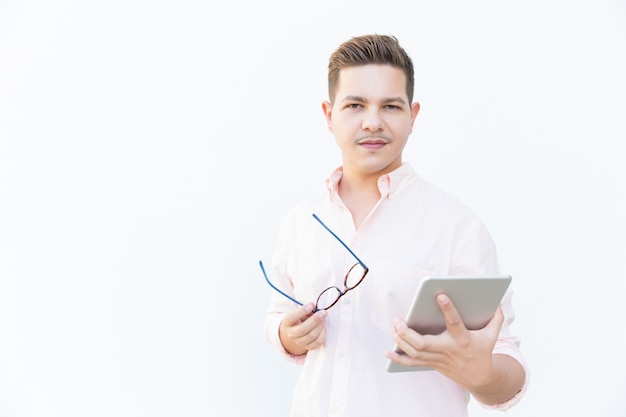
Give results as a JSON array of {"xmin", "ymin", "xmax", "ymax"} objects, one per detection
[
  {"xmin": 385, "ymin": 105, "xmax": 401, "ymax": 110},
  {"xmin": 346, "ymin": 103, "xmax": 362, "ymax": 109}
]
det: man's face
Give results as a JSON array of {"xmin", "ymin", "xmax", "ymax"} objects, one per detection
[{"xmin": 322, "ymin": 64, "xmax": 420, "ymax": 179}]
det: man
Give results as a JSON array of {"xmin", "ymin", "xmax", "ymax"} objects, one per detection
[{"xmin": 261, "ymin": 34, "xmax": 528, "ymax": 417}]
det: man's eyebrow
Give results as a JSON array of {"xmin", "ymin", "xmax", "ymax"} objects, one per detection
[
  {"xmin": 381, "ymin": 96, "xmax": 408, "ymax": 105},
  {"xmin": 341, "ymin": 95, "xmax": 366, "ymax": 103},
  {"xmin": 341, "ymin": 95, "xmax": 407, "ymax": 105}
]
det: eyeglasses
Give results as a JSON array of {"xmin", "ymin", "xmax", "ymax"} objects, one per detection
[{"xmin": 259, "ymin": 213, "xmax": 369, "ymax": 313}]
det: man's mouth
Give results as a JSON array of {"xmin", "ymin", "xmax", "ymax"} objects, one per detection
[{"xmin": 358, "ymin": 139, "xmax": 388, "ymax": 150}]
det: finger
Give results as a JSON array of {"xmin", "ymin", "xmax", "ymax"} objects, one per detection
[
  {"xmin": 436, "ymin": 294, "xmax": 470, "ymax": 341},
  {"xmin": 386, "ymin": 346, "xmax": 442, "ymax": 368},
  {"xmin": 483, "ymin": 305, "xmax": 505, "ymax": 338},
  {"xmin": 294, "ymin": 310, "xmax": 328, "ymax": 348},
  {"xmin": 388, "ymin": 322, "xmax": 443, "ymax": 366},
  {"xmin": 288, "ymin": 307, "xmax": 326, "ymax": 337},
  {"xmin": 300, "ymin": 309, "xmax": 328, "ymax": 334},
  {"xmin": 392, "ymin": 319, "xmax": 428, "ymax": 357},
  {"xmin": 283, "ymin": 303, "xmax": 316, "ymax": 327}
]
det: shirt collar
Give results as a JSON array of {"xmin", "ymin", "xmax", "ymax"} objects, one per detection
[{"xmin": 325, "ymin": 162, "xmax": 417, "ymax": 201}]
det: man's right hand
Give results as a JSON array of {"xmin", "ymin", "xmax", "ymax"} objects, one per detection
[{"xmin": 279, "ymin": 303, "xmax": 328, "ymax": 355}]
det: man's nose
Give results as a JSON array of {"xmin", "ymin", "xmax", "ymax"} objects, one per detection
[{"xmin": 361, "ymin": 108, "xmax": 384, "ymax": 131}]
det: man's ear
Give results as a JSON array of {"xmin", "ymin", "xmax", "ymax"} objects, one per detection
[
  {"xmin": 321, "ymin": 101, "xmax": 333, "ymax": 132},
  {"xmin": 409, "ymin": 101, "xmax": 421, "ymax": 131}
]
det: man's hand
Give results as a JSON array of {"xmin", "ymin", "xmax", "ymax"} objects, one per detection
[
  {"xmin": 385, "ymin": 294, "xmax": 524, "ymax": 404},
  {"xmin": 279, "ymin": 303, "xmax": 328, "ymax": 355}
]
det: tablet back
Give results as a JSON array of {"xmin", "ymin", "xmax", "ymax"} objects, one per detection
[{"xmin": 386, "ymin": 275, "xmax": 512, "ymax": 372}]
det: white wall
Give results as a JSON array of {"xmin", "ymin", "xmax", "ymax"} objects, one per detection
[{"xmin": 1, "ymin": 1, "xmax": 625, "ymax": 416}]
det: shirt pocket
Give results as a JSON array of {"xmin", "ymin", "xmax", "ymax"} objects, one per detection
[{"xmin": 368, "ymin": 261, "xmax": 435, "ymax": 334}]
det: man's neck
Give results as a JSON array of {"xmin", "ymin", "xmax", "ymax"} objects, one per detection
[{"xmin": 338, "ymin": 169, "xmax": 384, "ymax": 229}]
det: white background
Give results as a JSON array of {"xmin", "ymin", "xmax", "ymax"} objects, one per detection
[{"xmin": 1, "ymin": 0, "xmax": 625, "ymax": 416}]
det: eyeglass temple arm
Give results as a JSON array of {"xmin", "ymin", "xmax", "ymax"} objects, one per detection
[
  {"xmin": 311, "ymin": 214, "xmax": 369, "ymax": 270},
  {"xmin": 258, "ymin": 260, "xmax": 304, "ymax": 307}
]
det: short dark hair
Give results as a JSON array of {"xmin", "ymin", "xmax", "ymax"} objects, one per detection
[{"xmin": 327, "ymin": 34, "xmax": 415, "ymax": 104}]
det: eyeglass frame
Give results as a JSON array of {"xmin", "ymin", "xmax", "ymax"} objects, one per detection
[{"xmin": 259, "ymin": 213, "xmax": 369, "ymax": 313}]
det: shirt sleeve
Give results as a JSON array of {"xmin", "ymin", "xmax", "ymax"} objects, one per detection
[
  {"xmin": 262, "ymin": 210, "xmax": 307, "ymax": 365},
  {"xmin": 450, "ymin": 215, "xmax": 530, "ymax": 410},
  {"xmin": 479, "ymin": 288, "xmax": 530, "ymax": 410}
]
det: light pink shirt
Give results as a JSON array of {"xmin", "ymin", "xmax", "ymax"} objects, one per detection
[{"xmin": 264, "ymin": 163, "xmax": 528, "ymax": 417}]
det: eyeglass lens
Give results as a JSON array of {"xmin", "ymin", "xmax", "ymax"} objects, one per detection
[{"xmin": 314, "ymin": 262, "xmax": 367, "ymax": 310}]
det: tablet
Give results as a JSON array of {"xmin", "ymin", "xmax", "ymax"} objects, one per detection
[{"xmin": 386, "ymin": 274, "xmax": 512, "ymax": 373}]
